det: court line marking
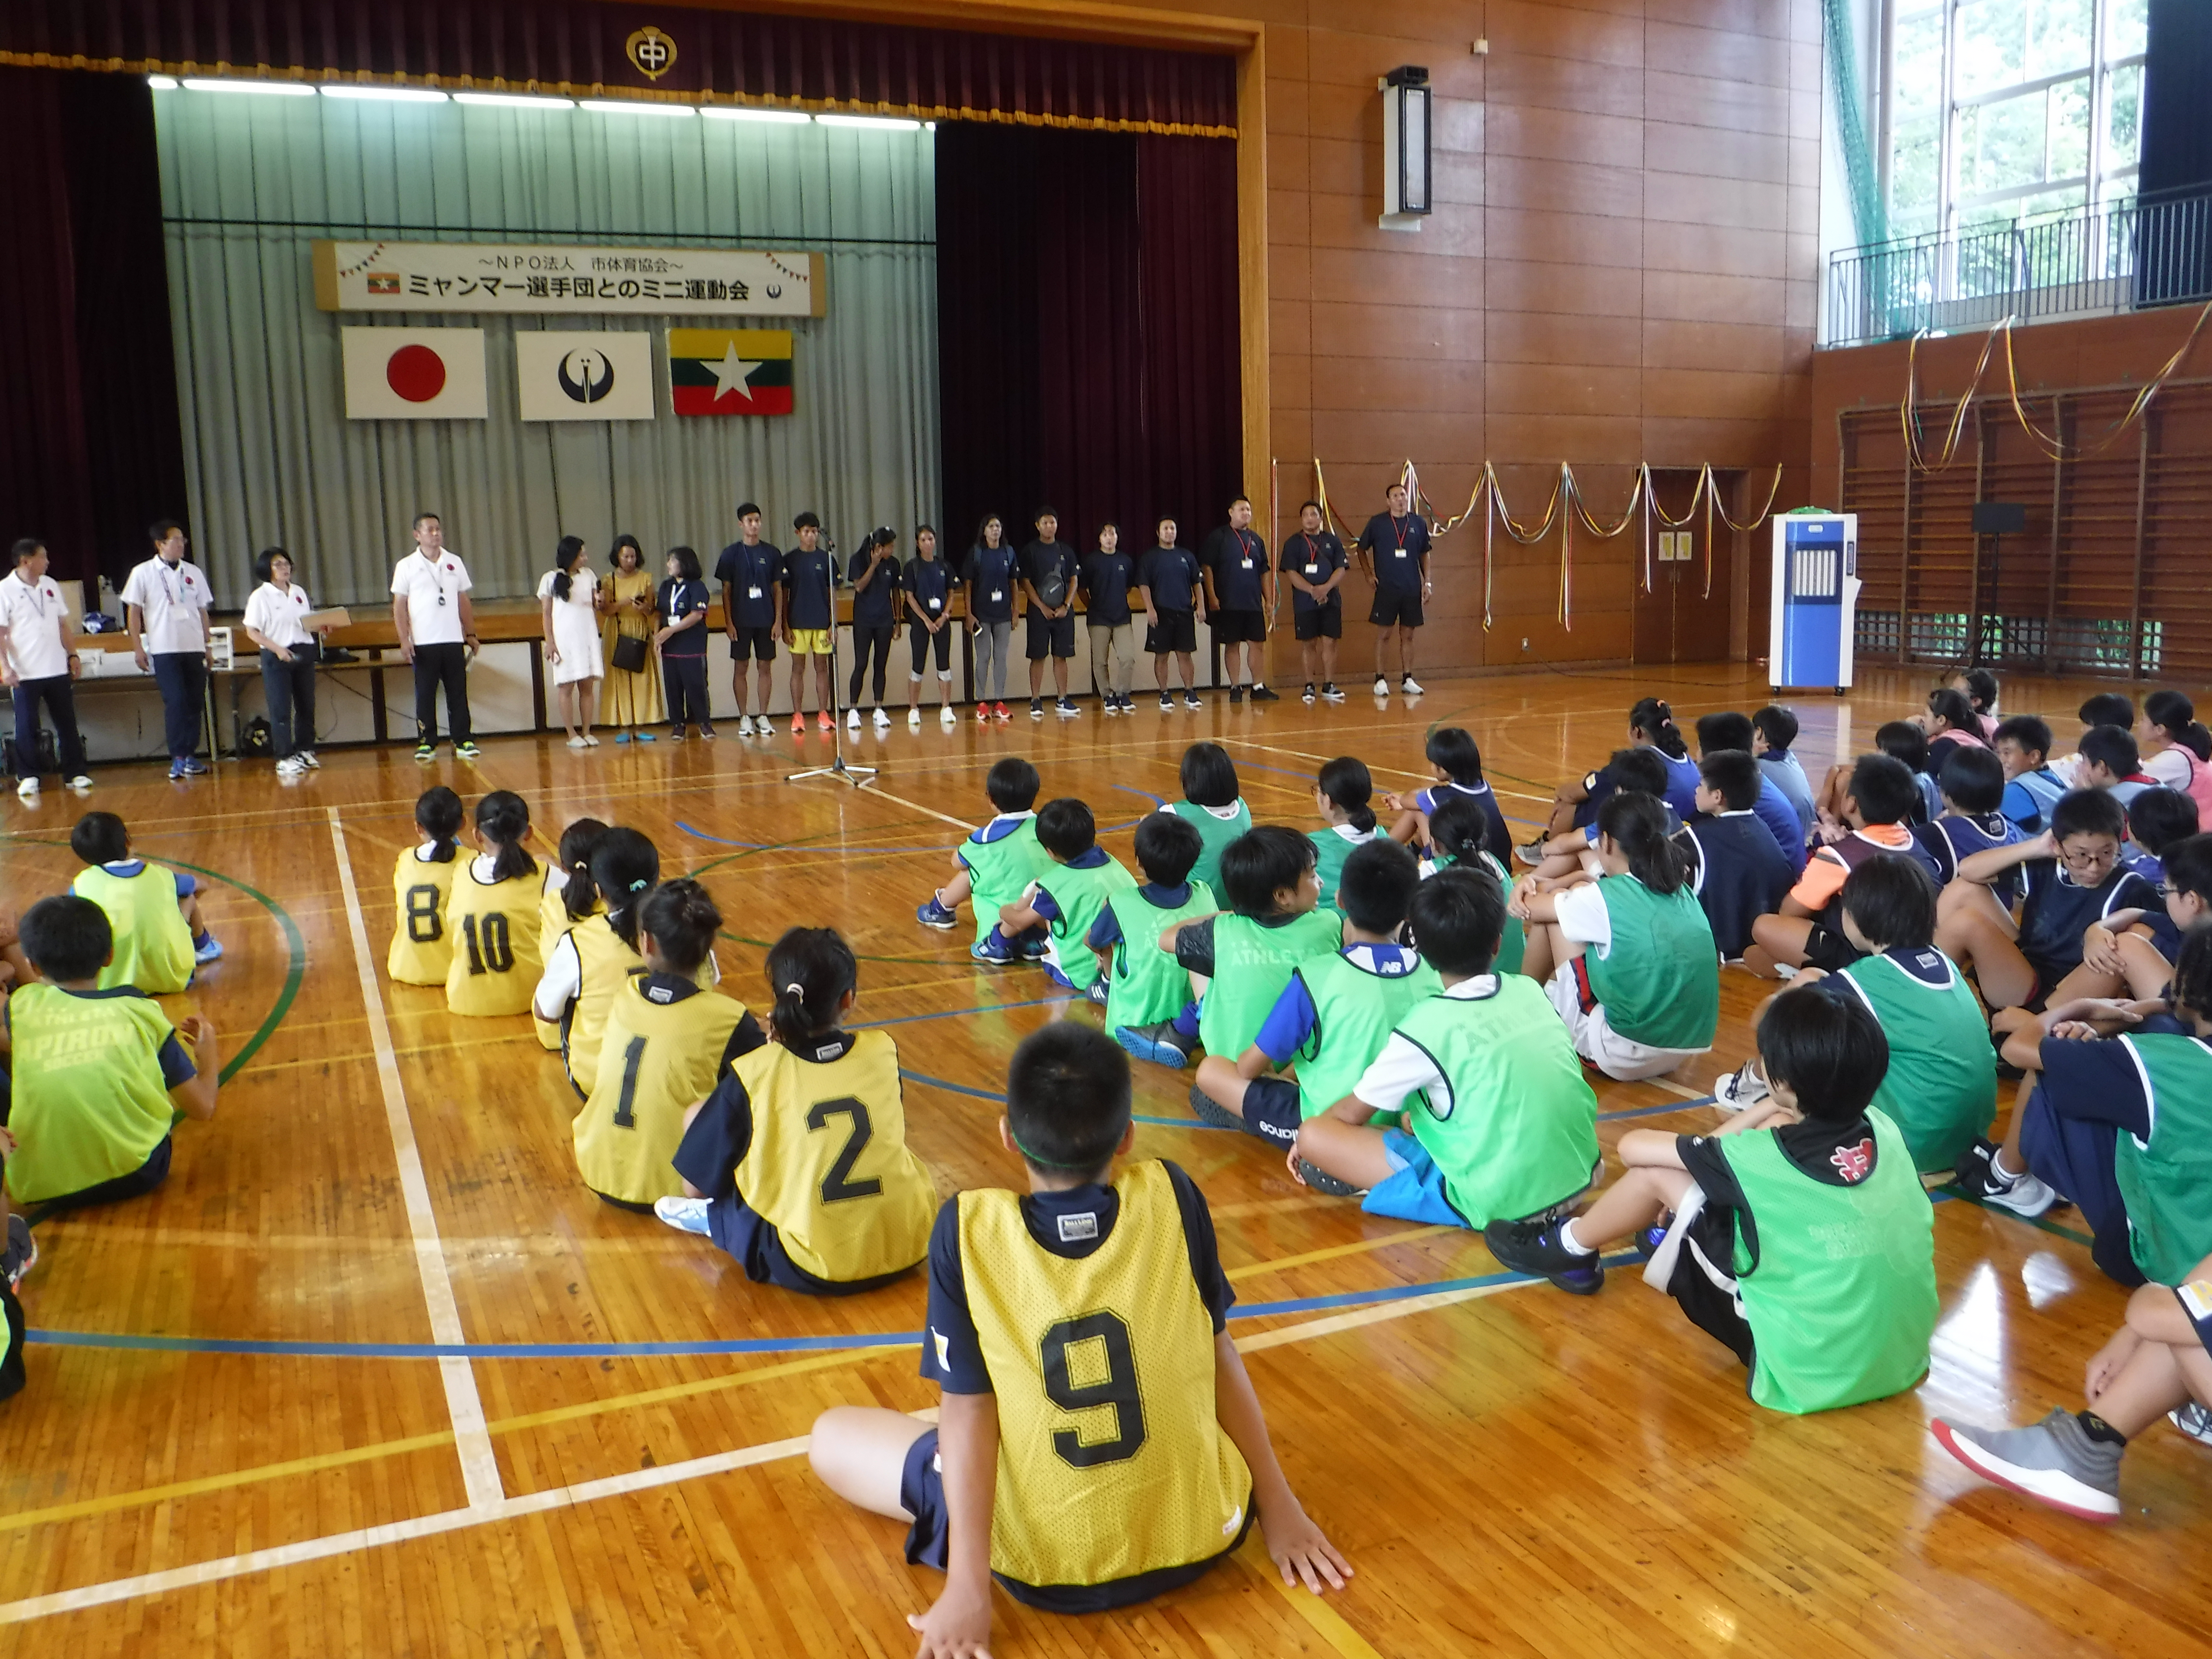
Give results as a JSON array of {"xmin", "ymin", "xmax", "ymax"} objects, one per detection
[
  {"xmin": 1233, "ymin": 1539, "xmax": 1385, "ymax": 1659},
  {"xmin": 325, "ymin": 805, "xmax": 504, "ymax": 1511},
  {"xmin": 1224, "ymin": 1223, "xmax": 1456, "ymax": 1282},
  {"xmin": 797, "ymin": 777, "xmax": 977, "ymax": 834}
]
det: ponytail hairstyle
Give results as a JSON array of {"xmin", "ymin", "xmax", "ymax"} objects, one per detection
[
  {"xmin": 414, "ymin": 785, "xmax": 464, "ymax": 864},
  {"xmin": 1596, "ymin": 789, "xmax": 1690, "ymax": 895},
  {"xmin": 1315, "ymin": 756, "xmax": 1378, "ymax": 834},
  {"xmin": 636, "ymin": 879, "xmax": 721, "ymax": 977},
  {"xmin": 474, "ymin": 791, "xmax": 538, "ymax": 883},
  {"xmin": 1927, "ymin": 686, "xmax": 1980, "ymax": 735},
  {"xmin": 1628, "ymin": 696, "xmax": 1689, "ymax": 759},
  {"xmin": 555, "ymin": 817, "xmax": 610, "ymax": 921},
  {"xmin": 766, "ymin": 926, "xmax": 859, "ymax": 1048},
  {"xmin": 1958, "ymin": 667, "xmax": 2000, "ymax": 718},
  {"xmin": 1424, "ymin": 793, "xmax": 1491, "ymax": 868},
  {"xmin": 589, "ymin": 827, "xmax": 662, "ymax": 950},
  {"xmin": 2145, "ymin": 689, "xmax": 2212, "ymax": 763},
  {"xmin": 550, "ymin": 534, "xmax": 587, "ymax": 602}
]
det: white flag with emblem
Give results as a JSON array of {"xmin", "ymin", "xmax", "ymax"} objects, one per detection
[{"xmin": 515, "ymin": 330, "xmax": 656, "ymax": 421}]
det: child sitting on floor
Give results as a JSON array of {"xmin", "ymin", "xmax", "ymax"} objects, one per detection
[
  {"xmin": 1994, "ymin": 714, "xmax": 2068, "ymax": 834},
  {"xmin": 1308, "ymin": 757, "xmax": 1389, "ymax": 911},
  {"xmin": 1097, "ymin": 815, "xmax": 1213, "ymax": 1064},
  {"xmin": 1293, "ymin": 869, "xmax": 1600, "ymax": 1262},
  {"xmin": 1917, "ymin": 746, "xmax": 2024, "ymax": 902},
  {"xmin": 1382, "ymin": 726, "xmax": 1512, "ymax": 865},
  {"xmin": 986, "ymin": 798, "xmax": 1136, "ymax": 998},
  {"xmin": 1192, "ymin": 839, "xmax": 1439, "ymax": 1144},
  {"xmin": 388, "ymin": 785, "xmax": 464, "ymax": 987},
  {"xmin": 1535, "ymin": 696, "xmax": 1700, "ymax": 850},
  {"xmin": 1693, "ymin": 711, "xmax": 1805, "ymax": 872},
  {"xmin": 1748, "ymin": 753, "xmax": 1943, "ymax": 979},
  {"xmin": 1513, "ymin": 746, "xmax": 1678, "ymax": 878},
  {"xmin": 2069, "ymin": 829, "xmax": 2212, "ymax": 1005},
  {"xmin": 1677, "ymin": 748, "xmax": 1795, "ymax": 963},
  {"xmin": 1164, "ymin": 742, "xmax": 1250, "ymax": 896},
  {"xmin": 915, "ymin": 758, "xmax": 1052, "ymax": 961},
  {"xmin": 1488, "ymin": 986, "xmax": 1939, "ymax": 1415},
  {"xmin": 1421, "ymin": 794, "xmax": 1525, "ymax": 974},
  {"xmin": 442, "ymin": 790, "xmax": 544, "ymax": 1019},
  {"xmin": 1752, "ymin": 704, "xmax": 1817, "ymax": 835},
  {"xmin": 68, "ymin": 811, "xmax": 220, "ymax": 992}
]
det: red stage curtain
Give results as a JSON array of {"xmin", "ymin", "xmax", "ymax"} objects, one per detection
[
  {"xmin": 1, "ymin": 2, "xmax": 1237, "ymax": 135},
  {"xmin": 935, "ymin": 123, "xmax": 1240, "ymax": 566},
  {"xmin": 0, "ymin": 67, "xmax": 186, "ymax": 585}
]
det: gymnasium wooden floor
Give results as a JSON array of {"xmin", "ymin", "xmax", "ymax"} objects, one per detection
[{"xmin": 1, "ymin": 661, "xmax": 2206, "ymax": 1658}]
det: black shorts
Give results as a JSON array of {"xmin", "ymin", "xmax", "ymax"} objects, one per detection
[
  {"xmin": 1212, "ymin": 606, "xmax": 1266, "ymax": 644},
  {"xmin": 1370, "ymin": 588, "xmax": 1424, "ymax": 628},
  {"xmin": 43, "ymin": 1133, "xmax": 173, "ymax": 1211},
  {"xmin": 901, "ymin": 1427, "xmax": 1251, "ymax": 1611},
  {"xmin": 1146, "ymin": 608, "xmax": 1196, "ymax": 655},
  {"xmin": 1800, "ymin": 920, "xmax": 1866, "ymax": 975},
  {"xmin": 729, "ymin": 626, "xmax": 777, "ymax": 662},
  {"xmin": 1293, "ymin": 599, "xmax": 1343, "ymax": 641},
  {"xmin": 1664, "ymin": 1200, "xmax": 1755, "ymax": 1369},
  {"xmin": 1235, "ymin": 1076, "xmax": 1302, "ymax": 1145},
  {"xmin": 707, "ymin": 1189, "xmax": 915, "ymax": 1297},
  {"xmin": 1025, "ymin": 612, "xmax": 1076, "ymax": 660}
]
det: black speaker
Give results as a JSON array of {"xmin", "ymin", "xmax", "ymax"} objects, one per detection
[{"xmin": 1972, "ymin": 502, "xmax": 2026, "ymax": 535}]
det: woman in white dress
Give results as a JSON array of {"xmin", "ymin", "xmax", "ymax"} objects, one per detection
[{"xmin": 538, "ymin": 536, "xmax": 604, "ymax": 747}]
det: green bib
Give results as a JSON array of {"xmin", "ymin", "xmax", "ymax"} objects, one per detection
[
  {"xmin": 1290, "ymin": 949, "xmax": 1443, "ymax": 1118},
  {"xmin": 1580, "ymin": 874, "xmax": 1718, "ymax": 1050},
  {"xmin": 1103, "ymin": 881, "xmax": 1215, "ymax": 1030},
  {"xmin": 73, "ymin": 863, "xmax": 195, "ymax": 995},
  {"xmin": 2113, "ymin": 1034, "xmax": 2212, "ymax": 1285},
  {"xmin": 1428, "ymin": 851, "xmax": 1524, "ymax": 975},
  {"xmin": 3, "ymin": 984, "xmax": 178, "ymax": 1203},
  {"xmin": 1037, "ymin": 854, "xmax": 1137, "ymax": 991},
  {"xmin": 1307, "ymin": 824, "xmax": 1387, "ymax": 910},
  {"xmin": 961, "ymin": 816, "xmax": 1053, "ymax": 945},
  {"xmin": 1391, "ymin": 979, "xmax": 1600, "ymax": 1226},
  {"xmin": 1719, "ymin": 1107, "xmax": 1937, "ymax": 1414},
  {"xmin": 1198, "ymin": 909, "xmax": 1345, "ymax": 1059},
  {"xmin": 1169, "ymin": 799, "xmax": 1250, "ymax": 895},
  {"xmin": 1837, "ymin": 950, "xmax": 1997, "ymax": 1172}
]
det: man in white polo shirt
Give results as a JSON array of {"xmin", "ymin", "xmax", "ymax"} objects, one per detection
[
  {"xmin": 0, "ymin": 537, "xmax": 93, "ymax": 799},
  {"xmin": 389, "ymin": 512, "xmax": 481, "ymax": 761},
  {"xmin": 121, "ymin": 519, "xmax": 214, "ymax": 781}
]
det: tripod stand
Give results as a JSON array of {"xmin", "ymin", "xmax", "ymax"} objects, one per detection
[{"xmin": 786, "ymin": 529, "xmax": 877, "ymax": 788}]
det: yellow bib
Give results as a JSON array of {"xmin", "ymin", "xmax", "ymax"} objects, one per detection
[
  {"xmin": 574, "ymin": 975, "xmax": 751, "ymax": 1205},
  {"xmin": 74, "ymin": 863, "xmax": 194, "ymax": 995},
  {"xmin": 387, "ymin": 847, "xmax": 459, "ymax": 986},
  {"xmin": 442, "ymin": 862, "xmax": 545, "ymax": 1017},
  {"xmin": 729, "ymin": 1030, "xmax": 935, "ymax": 1284},
  {"xmin": 955, "ymin": 1161, "xmax": 1251, "ymax": 1589}
]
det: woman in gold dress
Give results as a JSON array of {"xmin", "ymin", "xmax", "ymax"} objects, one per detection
[{"xmin": 600, "ymin": 534, "xmax": 665, "ymax": 741}]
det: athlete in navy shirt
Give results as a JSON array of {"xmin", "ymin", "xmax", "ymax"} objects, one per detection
[
  {"xmin": 1279, "ymin": 500, "xmax": 1348, "ymax": 702},
  {"xmin": 714, "ymin": 502, "xmax": 784, "ymax": 734},
  {"xmin": 1200, "ymin": 497, "xmax": 1276, "ymax": 703},
  {"xmin": 1138, "ymin": 520, "xmax": 1206, "ymax": 708},
  {"xmin": 1355, "ymin": 482, "xmax": 1431, "ymax": 698}
]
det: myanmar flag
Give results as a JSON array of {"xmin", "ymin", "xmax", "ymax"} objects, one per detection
[{"xmin": 668, "ymin": 329, "xmax": 794, "ymax": 415}]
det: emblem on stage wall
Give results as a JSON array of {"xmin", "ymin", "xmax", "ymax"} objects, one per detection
[{"xmin": 626, "ymin": 27, "xmax": 678, "ymax": 80}]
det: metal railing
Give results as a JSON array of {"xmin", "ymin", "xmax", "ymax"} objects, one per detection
[{"xmin": 1824, "ymin": 186, "xmax": 2212, "ymax": 348}]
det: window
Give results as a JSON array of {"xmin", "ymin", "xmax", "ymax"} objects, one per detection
[{"xmin": 1882, "ymin": 0, "xmax": 2147, "ymax": 239}]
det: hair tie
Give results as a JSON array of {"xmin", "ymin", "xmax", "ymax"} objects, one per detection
[
  {"xmin": 783, "ymin": 982, "xmax": 805, "ymax": 997},
  {"xmin": 629, "ymin": 878, "xmax": 650, "ymax": 892}
]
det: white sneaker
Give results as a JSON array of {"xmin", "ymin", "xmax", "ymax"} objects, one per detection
[
  {"xmin": 276, "ymin": 756, "xmax": 308, "ymax": 778},
  {"xmin": 1400, "ymin": 674, "xmax": 1425, "ymax": 695},
  {"xmin": 1713, "ymin": 1059, "xmax": 1769, "ymax": 1111},
  {"xmin": 299, "ymin": 751, "xmax": 320, "ymax": 769},
  {"xmin": 846, "ymin": 708, "xmax": 861, "ymax": 732},
  {"xmin": 873, "ymin": 707, "xmax": 891, "ymax": 730},
  {"xmin": 566, "ymin": 734, "xmax": 590, "ymax": 749},
  {"xmin": 654, "ymin": 1196, "xmax": 712, "ymax": 1236},
  {"xmin": 908, "ymin": 707, "xmax": 923, "ymax": 729},
  {"xmin": 15, "ymin": 777, "xmax": 37, "ymax": 799},
  {"xmin": 2171, "ymin": 1401, "xmax": 2212, "ymax": 1446},
  {"xmin": 939, "ymin": 705, "xmax": 957, "ymax": 726},
  {"xmin": 67, "ymin": 774, "xmax": 92, "ymax": 791},
  {"xmin": 1372, "ymin": 676, "xmax": 1389, "ymax": 697},
  {"xmin": 736, "ymin": 714, "xmax": 755, "ymax": 737},
  {"xmin": 1985, "ymin": 1164, "xmax": 2060, "ymax": 1218}
]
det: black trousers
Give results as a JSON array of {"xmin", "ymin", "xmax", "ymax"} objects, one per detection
[
  {"xmin": 150, "ymin": 650, "xmax": 207, "ymax": 759},
  {"xmin": 411, "ymin": 641, "xmax": 471, "ymax": 744},
  {"xmin": 9, "ymin": 672, "xmax": 87, "ymax": 777},
  {"xmin": 849, "ymin": 623, "xmax": 894, "ymax": 704},
  {"xmin": 665, "ymin": 654, "xmax": 710, "ymax": 729},
  {"xmin": 909, "ymin": 621, "xmax": 952, "ymax": 675},
  {"xmin": 259, "ymin": 645, "xmax": 318, "ymax": 758}
]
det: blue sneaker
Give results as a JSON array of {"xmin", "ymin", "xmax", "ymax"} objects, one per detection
[
  {"xmin": 193, "ymin": 934, "xmax": 224, "ymax": 966},
  {"xmin": 1483, "ymin": 1214, "xmax": 1605, "ymax": 1296},
  {"xmin": 168, "ymin": 760, "xmax": 187, "ymax": 781},
  {"xmin": 1019, "ymin": 932, "xmax": 1050, "ymax": 962},
  {"xmin": 916, "ymin": 894, "xmax": 959, "ymax": 930},
  {"xmin": 613, "ymin": 731, "xmax": 632, "ymax": 745},
  {"xmin": 1084, "ymin": 979, "xmax": 1108, "ymax": 1006},
  {"xmin": 635, "ymin": 731, "xmax": 657, "ymax": 744},
  {"xmin": 180, "ymin": 757, "xmax": 210, "ymax": 776},
  {"xmin": 653, "ymin": 1196, "xmax": 712, "ymax": 1237},
  {"xmin": 1114, "ymin": 1020, "xmax": 1194, "ymax": 1068},
  {"xmin": 970, "ymin": 934, "xmax": 1014, "ymax": 966}
]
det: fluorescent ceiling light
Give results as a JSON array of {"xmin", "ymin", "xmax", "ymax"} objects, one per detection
[
  {"xmin": 146, "ymin": 75, "xmax": 179, "ymax": 90},
  {"xmin": 321, "ymin": 84, "xmax": 450, "ymax": 104},
  {"xmin": 182, "ymin": 78, "xmax": 316, "ymax": 96},
  {"xmin": 816, "ymin": 113, "xmax": 922, "ymax": 131},
  {"xmin": 453, "ymin": 92, "xmax": 577, "ymax": 111},
  {"xmin": 580, "ymin": 99, "xmax": 694, "ymax": 117},
  {"xmin": 700, "ymin": 106, "xmax": 811, "ymax": 124}
]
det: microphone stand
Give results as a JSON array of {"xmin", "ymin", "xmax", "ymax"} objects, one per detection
[{"xmin": 787, "ymin": 528, "xmax": 877, "ymax": 788}]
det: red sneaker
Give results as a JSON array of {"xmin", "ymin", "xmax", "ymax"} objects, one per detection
[{"xmin": 992, "ymin": 701, "xmax": 1011, "ymax": 721}]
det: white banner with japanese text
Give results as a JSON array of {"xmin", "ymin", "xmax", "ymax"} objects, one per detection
[{"xmin": 311, "ymin": 240, "xmax": 826, "ymax": 317}]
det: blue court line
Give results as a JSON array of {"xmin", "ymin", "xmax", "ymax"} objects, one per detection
[
  {"xmin": 900, "ymin": 1067, "xmax": 1226, "ymax": 1131},
  {"xmin": 1598, "ymin": 1094, "xmax": 1718, "ymax": 1122},
  {"xmin": 858, "ymin": 998, "xmax": 1062, "ymax": 1032},
  {"xmin": 24, "ymin": 1254, "xmax": 1644, "ymax": 1360}
]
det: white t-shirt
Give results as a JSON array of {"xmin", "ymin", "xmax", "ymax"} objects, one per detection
[
  {"xmin": 1552, "ymin": 880, "xmax": 1615, "ymax": 953},
  {"xmin": 1353, "ymin": 974, "xmax": 1500, "ymax": 1117},
  {"xmin": 241, "ymin": 581, "xmax": 315, "ymax": 649},
  {"xmin": 120, "ymin": 556, "xmax": 212, "ymax": 653},
  {"xmin": 391, "ymin": 549, "xmax": 473, "ymax": 646},
  {"xmin": 2143, "ymin": 746, "xmax": 2195, "ymax": 790},
  {"xmin": 536, "ymin": 568, "xmax": 600, "ymax": 613},
  {"xmin": 0, "ymin": 568, "xmax": 71, "ymax": 680}
]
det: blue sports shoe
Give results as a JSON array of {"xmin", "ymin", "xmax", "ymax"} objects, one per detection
[
  {"xmin": 1114, "ymin": 1020, "xmax": 1194, "ymax": 1068},
  {"xmin": 192, "ymin": 934, "xmax": 224, "ymax": 966},
  {"xmin": 180, "ymin": 757, "xmax": 210, "ymax": 776},
  {"xmin": 653, "ymin": 1196, "xmax": 712, "ymax": 1237},
  {"xmin": 971, "ymin": 933, "xmax": 1014, "ymax": 966},
  {"xmin": 1084, "ymin": 979, "xmax": 1108, "ymax": 1006},
  {"xmin": 1019, "ymin": 931, "xmax": 1049, "ymax": 961},
  {"xmin": 916, "ymin": 894, "xmax": 959, "ymax": 930}
]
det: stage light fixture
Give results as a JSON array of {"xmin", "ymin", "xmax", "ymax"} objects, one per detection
[
  {"xmin": 146, "ymin": 75, "xmax": 179, "ymax": 90},
  {"xmin": 181, "ymin": 78, "xmax": 317, "ymax": 96},
  {"xmin": 701, "ymin": 106, "xmax": 812, "ymax": 124},
  {"xmin": 453, "ymin": 93, "xmax": 578, "ymax": 111},
  {"xmin": 321, "ymin": 84, "xmax": 450, "ymax": 104},
  {"xmin": 580, "ymin": 99, "xmax": 695, "ymax": 117},
  {"xmin": 816, "ymin": 113, "xmax": 923, "ymax": 132},
  {"xmin": 1379, "ymin": 65, "xmax": 1431, "ymax": 231}
]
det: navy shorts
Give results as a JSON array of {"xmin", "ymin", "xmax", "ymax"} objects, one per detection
[
  {"xmin": 1370, "ymin": 587, "xmax": 1424, "ymax": 628},
  {"xmin": 1146, "ymin": 609, "xmax": 1196, "ymax": 655},
  {"xmin": 1025, "ymin": 612, "xmax": 1076, "ymax": 660},
  {"xmin": 707, "ymin": 1191, "xmax": 917, "ymax": 1297},
  {"xmin": 2018, "ymin": 1085, "xmax": 2142, "ymax": 1286},
  {"xmin": 1235, "ymin": 1075, "xmax": 1301, "ymax": 1145},
  {"xmin": 729, "ymin": 626, "xmax": 777, "ymax": 662},
  {"xmin": 1293, "ymin": 600, "xmax": 1342, "ymax": 641},
  {"xmin": 1211, "ymin": 607, "xmax": 1266, "ymax": 645}
]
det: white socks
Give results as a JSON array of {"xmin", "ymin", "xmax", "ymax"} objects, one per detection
[{"xmin": 1559, "ymin": 1217, "xmax": 1597, "ymax": 1256}]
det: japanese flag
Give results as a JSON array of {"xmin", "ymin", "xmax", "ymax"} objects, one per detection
[{"xmin": 341, "ymin": 326, "xmax": 488, "ymax": 420}]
